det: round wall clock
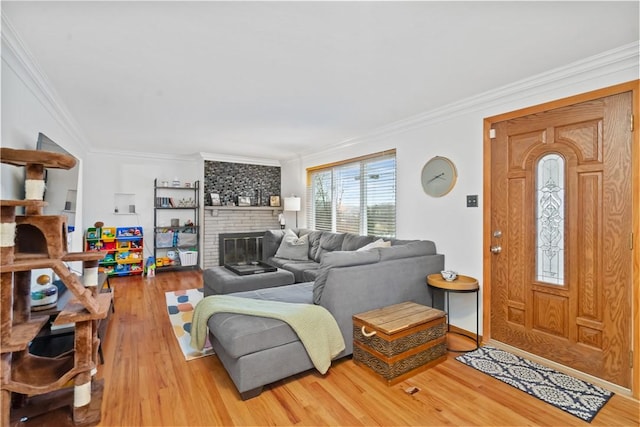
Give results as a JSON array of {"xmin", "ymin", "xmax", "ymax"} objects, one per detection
[{"xmin": 421, "ymin": 156, "xmax": 457, "ymax": 197}]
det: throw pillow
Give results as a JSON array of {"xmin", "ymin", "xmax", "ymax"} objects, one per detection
[
  {"xmin": 274, "ymin": 229, "xmax": 309, "ymax": 261},
  {"xmin": 356, "ymin": 238, "xmax": 391, "ymax": 252}
]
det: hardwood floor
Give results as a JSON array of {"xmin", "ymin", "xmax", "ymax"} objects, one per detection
[{"xmin": 88, "ymin": 271, "xmax": 640, "ymax": 426}]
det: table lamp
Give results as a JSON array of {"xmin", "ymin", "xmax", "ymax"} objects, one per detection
[{"xmin": 284, "ymin": 196, "xmax": 301, "ymax": 228}]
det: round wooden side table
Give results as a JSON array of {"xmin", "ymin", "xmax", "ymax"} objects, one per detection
[{"xmin": 426, "ymin": 274, "xmax": 479, "ymax": 352}]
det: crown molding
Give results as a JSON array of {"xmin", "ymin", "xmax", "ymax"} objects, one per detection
[
  {"xmin": 293, "ymin": 41, "xmax": 640, "ymax": 162},
  {"xmin": 199, "ymin": 152, "xmax": 282, "ymax": 167},
  {"xmin": 87, "ymin": 147, "xmax": 201, "ymax": 163},
  {"xmin": 1, "ymin": 14, "xmax": 89, "ymax": 157},
  {"xmin": 85, "ymin": 148, "xmax": 281, "ymax": 166}
]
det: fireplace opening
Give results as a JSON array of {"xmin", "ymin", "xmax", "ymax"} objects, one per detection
[{"xmin": 219, "ymin": 232, "xmax": 265, "ymax": 266}]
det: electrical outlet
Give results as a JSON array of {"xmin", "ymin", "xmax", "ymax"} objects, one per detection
[{"xmin": 467, "ymin": 195, "xmax": 478, "ymax": 207}]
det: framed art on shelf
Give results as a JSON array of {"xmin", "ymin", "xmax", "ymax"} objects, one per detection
[
  {"xmin": 238, "ymin": 196, "xmax": 251, "ymax": 207},
  {"xmin": 270, "ymin": 195, "xmax": 280, "ymax": 207},
  {"xmin": 210, "ymin": 193, "xmax": 221, "ymax": 206}
]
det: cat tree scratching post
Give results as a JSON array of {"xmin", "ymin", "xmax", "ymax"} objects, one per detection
[{"xmin": 1, "ymin": 148, "xmax": 110, "ymax": 426}]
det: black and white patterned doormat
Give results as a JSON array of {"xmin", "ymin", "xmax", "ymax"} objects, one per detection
[{"xmin": 456, "ymin": 346, "xmax": 613, "ymax": 422}]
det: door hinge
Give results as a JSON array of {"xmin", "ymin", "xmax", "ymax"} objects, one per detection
[
  {"xmin": 630, "ymin": 351, "xmax": 633, "ymax": 368},
  {"xmin": 489, "ymin": 128, "xmax": 496, "ymax": 139},
  {"xmin": 631, "ymin": 232, "xmax": 634, "ymax": 250},
  {"xmin": 631, "ymin": 114, "xmax": 635, "ymax": 132}
]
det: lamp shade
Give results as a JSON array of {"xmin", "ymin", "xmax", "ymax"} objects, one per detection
[{"xmin": 284, "ymin": 196, "xmax": 301, "ymax": 212}]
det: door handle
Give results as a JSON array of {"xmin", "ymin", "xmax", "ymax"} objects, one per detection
[{"xmin": 490, "ymin": 245, "xmax": 502, "ymax": 254}]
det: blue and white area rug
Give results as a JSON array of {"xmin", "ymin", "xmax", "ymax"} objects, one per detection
[{"xmin": 456, "ymin": 346, "xmax": 613, "ymax": 422}]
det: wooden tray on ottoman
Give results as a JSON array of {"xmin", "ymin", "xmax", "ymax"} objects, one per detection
[{"xmin": 352, "ymin": 302, "xmax": 446, "ymax": 385}]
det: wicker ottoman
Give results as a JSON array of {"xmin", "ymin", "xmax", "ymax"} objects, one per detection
[
  {"xmin": 352, "ymin": 301, "xmax": 446, "ymax": 385},
  {"xmin": 203, "ymin": 266, "xmax": 295, "ymax": 296}
]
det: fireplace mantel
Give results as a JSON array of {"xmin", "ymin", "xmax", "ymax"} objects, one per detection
[{"xmin": 204, "ymin": 206, "xmax": 282, "ymax": 217}]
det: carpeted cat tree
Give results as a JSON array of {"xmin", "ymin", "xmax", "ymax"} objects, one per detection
[{"xmin": 1, "ymin": 148, "xmax": 111, "ymax": 426}]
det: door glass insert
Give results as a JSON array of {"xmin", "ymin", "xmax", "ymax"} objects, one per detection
[{"xmin": 536, "ymin": 153, "xmax": 565, "ymax": 285}]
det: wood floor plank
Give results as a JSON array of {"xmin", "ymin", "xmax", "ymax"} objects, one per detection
[{"xmin": 82, "ymin": 271, "xmax": 640, "ymax": 426}]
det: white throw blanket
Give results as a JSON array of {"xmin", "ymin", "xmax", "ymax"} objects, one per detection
[{"xmin": 190, "ymin": 295, "xmax": 345, "ymax": 374}]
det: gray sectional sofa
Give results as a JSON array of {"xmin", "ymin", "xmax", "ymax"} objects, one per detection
[
  {"xmin": 262, "ymin": 228, "xmax": 419, "ymax": 283},
  {"xmin": 205, "ymin": 229, "xmax": 444, "ymax": 399}
]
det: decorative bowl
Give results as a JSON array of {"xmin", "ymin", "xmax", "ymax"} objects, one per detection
[{"xmin": 441, "ymin": 270, "xmax": 458, "ymax": 281}]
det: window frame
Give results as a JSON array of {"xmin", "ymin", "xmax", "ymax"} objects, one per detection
[{"xmin": 306, "ymin": 149, "xmax": 396, "ymax": 237}]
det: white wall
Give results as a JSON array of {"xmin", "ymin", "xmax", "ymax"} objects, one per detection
[
  {"xmin": 1, "ymin": 34, "xmax": 88, "ymax": 252},
  {"xmin": 280, "ymin": 44, "xmax": 639, "ymax": 334},
  {"xmin": 279, "ymin": 156, "xmax": 306, "ymax": 227},
  {"xmin": 82, "ymin": 151, "xmax": 202, "ymax": 259}
]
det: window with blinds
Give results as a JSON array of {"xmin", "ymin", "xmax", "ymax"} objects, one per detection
[{"xmin": 306, "ymin": 150, "xmax": 396, "ymax": 237}]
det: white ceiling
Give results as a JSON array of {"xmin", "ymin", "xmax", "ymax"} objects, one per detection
[{"xmin": 2, "ymin": 1, "xmax": 639, "ymax": 161}]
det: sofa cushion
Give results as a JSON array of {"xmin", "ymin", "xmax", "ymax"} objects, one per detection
[
  {"xmin": 267, "ymin": 257, "xmax": 292, "ymax": 269},
  {"xmin": 203, "ymin": 266, "xmax": 295, "ymax": 296},
  {"xmin": 312, "ymin": 250, "xmax": 380, "ymax": 304},
  {"xmin": 277, "ymin": 260, "xmax": 320, "ymax": 283},
  {"xmin": 377, "ymin": 240, "xmax": 434, "ymax": 261},
  {"xmin": 306, "ymin": 231, "xmax": 324, "ymax": 261},
  {"xmin": 263, "ymin": 229, "xmax": 286, "ymax": 261},
  {"xmin": 207, "ymin": 283, "xmax": 314, "ymax": 358},
  {"xmin": 267, "ymin": 256, "xmax": 321, "ymax": 283},
  {"xmin": 209, "ymin": 313, "xmax": 299, "ymax": 359},
  {"xmin": 315, "ymin": 233, "xmax": 345, "ymax": 262},
  {"xmin": 303, "ymin": 268, "xmax": 321, "ymax": 282},
  {"xmin": 341, "ymin": 234, "xmax": 376, "ymax": 251},
  {"xmin": 356, "ymin": 238, "xmax": 391, "ymax": 252},
  {"xmin": 275, "ymin": 229, "xmax": 309, "ymax": 261}
]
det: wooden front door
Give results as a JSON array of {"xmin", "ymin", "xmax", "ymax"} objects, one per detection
[{"xmin": 489, "ymin": 91, "xmax": 633, "ymax": 388}]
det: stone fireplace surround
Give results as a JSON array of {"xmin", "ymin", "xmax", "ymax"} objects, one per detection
[{"xmin": 203, "ymin": 206, "xmax": 282, "ymax": 269}]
